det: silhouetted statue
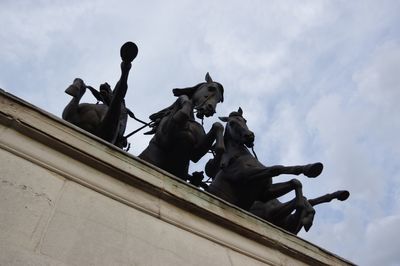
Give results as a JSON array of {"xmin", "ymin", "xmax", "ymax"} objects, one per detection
[
  {"xmin": 62, "ymin": 42, "xmax": 138, "ymax": 149},
  {"xmin": 206, "ymin": 107, "xmax": 324, "ymax": 230},
  {"xmin": 85, "ymin": 82, "xmax": 136, "ymax": 149},
  {"xmin": 250, "ymin": 190, "xmax": 350, "ymax": 234},
  {"xmin": 60, "ymin": 42, "xmax": 349, "ymax": 235},
  {"xmin": 139, "ymin": 73, "xmax": 225, "ymax": 181}
]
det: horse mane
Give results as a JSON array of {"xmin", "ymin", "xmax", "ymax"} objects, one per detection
[
  {"xmin": 144, "ymin": 79, "xmax": 224, "ymax": 135},
  {"xmin": 227, "ymin": 110, "xmax": 242, "ymax": 118},
  {"xmin": 172, "ymin": 83, "xmax": 203, "ymax": 98},
  {"xmin": 172, "ymin": 81, "xmax": 224, "ymax": 102}
]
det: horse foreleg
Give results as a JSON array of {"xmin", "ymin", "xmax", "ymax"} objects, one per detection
[
  {"xmin": 265, "ymin": 163, "xmax": 323, "ymax": 178},
  {"xmin": 284, "ymin": 198, "xmax": 315, "ymax": 234},
  {"xmin": 172, "ymin": 96, "xmax": 192, "ymax": 126},
  {"xmin": 191, "ymin": 122, "xmax": 224, "ymax": 163},
  {"xmin": 264, "ymin": 199, "xmax": 298, "ymax": 222},
  {"xmin": 252, "ymin": 195, "xmax": 315, "ymax": 235},
  {"xmin": 308, "ymin": 190, "xmax": 350, "ymax": 206},
  {"xmin": 260, "ymin": 179, "xmax": 304, "ymax": 208},
  {"xmin": 62, "ymin": 78, "xmax": 86, "ymax": 124}
]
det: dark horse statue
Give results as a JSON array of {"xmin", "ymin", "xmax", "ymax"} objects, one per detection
[
  {"xmin": 62, "ymin": 42, "xmax": 138, "ymax": 149},
  {"xmin": 250, "ymin": 190, "xmax": 350, "ymax": 234},
  {"xmin": 139, "ymin": 73, "xmax": 225, "ymax": 181},
  {"xmin": 206, "ymin": 107, "xmax": 325, "ymax": 230}
]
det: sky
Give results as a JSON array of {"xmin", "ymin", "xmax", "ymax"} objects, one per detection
[{"xmin": 1, "ymin": 1, "xmax": 399, "ymax": 264}]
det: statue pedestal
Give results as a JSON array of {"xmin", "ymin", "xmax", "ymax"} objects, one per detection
[{"xmin": 0, "ymin": 90, "xmax": 353, "ymax": 265}]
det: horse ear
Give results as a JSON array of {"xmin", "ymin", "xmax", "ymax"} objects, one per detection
[
  {"xmin": 238, "ymin": 107, "xmax": 243, "ymax": 115},
  {"xmin": 205, "ymin": 72, "xmax": 213, "ymax": 83},
  {"xmin": 219, "ymin": 116, "xmax": 229, "ymax": 122}
]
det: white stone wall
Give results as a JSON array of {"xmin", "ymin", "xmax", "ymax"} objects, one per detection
[
  {"xmin": 0, "ymin": 148, "xmax": 266, "ymax": 265},
  {"xmin": 0, "ymin": 90, "xmax": 353, "ymax": 266}
]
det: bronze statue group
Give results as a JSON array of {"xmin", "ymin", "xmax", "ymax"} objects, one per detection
[{"xmin": 63, "ymin": 42, "xmax": 349, "ymax": 235}]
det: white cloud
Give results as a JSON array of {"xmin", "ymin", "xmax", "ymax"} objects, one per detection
[
  {"xmin": 353, "ymin": 41, "xmax": 400, "ymax": 112},
  {"xmin": 360, "ymin": 215, "xmax": 400, "ymax": 266},
  {"xmin": 301, "ymin": 39, "xmax": 400, "ymax": 263}
]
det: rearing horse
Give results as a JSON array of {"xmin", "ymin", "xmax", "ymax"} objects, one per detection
[
  {"xmin": 139, "ymin": 73, "xmax": 225, "ymax": 181},
  {"xmin": 250, "ymin": 190, "xmax": 350, "ymax": 234},
  {"xmin": 207, "ymin": 108, "xmax": 323, "ymax": 216},
  {"xmin": 62, "ymin": 42, "xmax": 137, "ymax": 149}
]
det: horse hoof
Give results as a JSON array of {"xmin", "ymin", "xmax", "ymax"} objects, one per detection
[
  {"xmin": 65, "ymin": 84, "xmax": 79, "ymax": 96},
  {"xmin": 120, "ymin": 42, "xmax": 138, "ymax": 62},
  {"xmin": 336, "ymin": 190, "xmax": 350, "ymax": 201},
  {"xmin": 65, "ymin": 78, "xmax": 86, "ymax": 97},
  {"xmin": 304, "ymin": 162, "xmax": 323, "ymax": 178},
  {"xmin": 304, "ymin": 220, "xmax": 313, "ymax": 232}
]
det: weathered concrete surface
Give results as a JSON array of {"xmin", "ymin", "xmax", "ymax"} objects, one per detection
[{"xmin": 0, "ymin": 90, "xmax": 354, "ymax": 265}]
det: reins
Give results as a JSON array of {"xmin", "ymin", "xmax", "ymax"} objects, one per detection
[
  {"xmin": 251, "ymin": 146, "xmax": 258, "ymax": 160},
  {"xmin": 124, "ymin": 113, "xmax": 155, "ymax": 138},
  {"xmin": 86, "ymin": 86, "xmax": 154, "ymax": 139},
  {"xmin": 191, "ymin": 110, "xmax": 205, "ymax": 125}
]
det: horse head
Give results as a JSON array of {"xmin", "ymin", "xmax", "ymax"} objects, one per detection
[
  {"xmin": 173, "ymin": 72, "xmax": 224, "ymax": 119},
  {"xmin": 219, "ymin": 107, "xmax": 255, "ymax": 148}
]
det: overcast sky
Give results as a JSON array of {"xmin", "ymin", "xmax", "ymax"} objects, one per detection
[{"xmin": 1, "ymin": 1, "xmax": 399, "ymax": 264}]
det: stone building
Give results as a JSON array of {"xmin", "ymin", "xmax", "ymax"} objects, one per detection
[{"xmin": 0, "ymin": 90, "xmax": 353, "ymax": 265}]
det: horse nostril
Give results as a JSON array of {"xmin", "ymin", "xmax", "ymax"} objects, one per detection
[
  {"xmin": 244, "ymin": 132, "xmax": 254, "ymax": 141},
  {"xmin": 206, "ymin": 103, "xmax": 215, "ymax": 112}
]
